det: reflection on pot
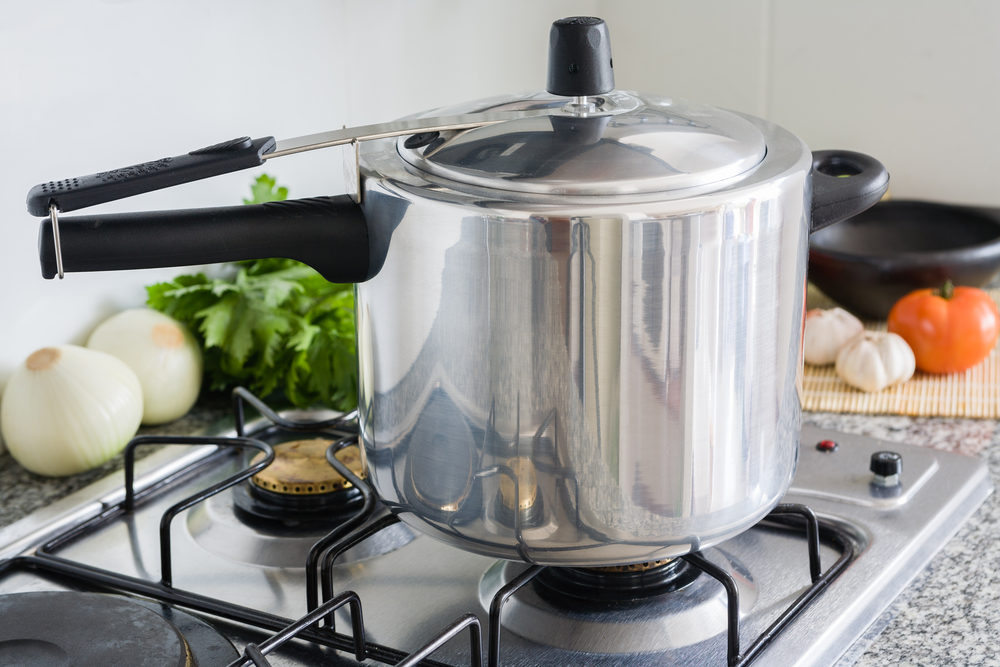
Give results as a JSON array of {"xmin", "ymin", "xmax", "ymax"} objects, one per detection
[{"xmin": 401, "ymin": 390, "xmax": 479, "ymax": 523}]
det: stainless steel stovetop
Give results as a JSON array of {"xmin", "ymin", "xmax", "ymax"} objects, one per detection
[{"xmin": 0, "ymin": 413, "xmax": 990, "ymax": 666}]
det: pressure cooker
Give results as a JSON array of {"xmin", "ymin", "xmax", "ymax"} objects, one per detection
[{"xmin": 25, "ymin": 17, "xmax": 888, "ymax": 566}]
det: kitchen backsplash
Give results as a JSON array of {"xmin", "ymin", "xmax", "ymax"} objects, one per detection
[{"xmin": 4, "ymin": 0, "xmax": 998, "ymax": 396}]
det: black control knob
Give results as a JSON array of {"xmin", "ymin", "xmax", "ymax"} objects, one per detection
[
  {"xmin": 870, "ymin": 451, "xmax": 902, "ymax": 477},
  {"xmin": 547, "ymin": 17, "xmax": 615, "ymax": 97}
]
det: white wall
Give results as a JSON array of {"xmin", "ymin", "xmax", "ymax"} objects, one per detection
[
  {"xmin": 4, "ymin": 0, "xmax": 1000, "ymax": 402},
  {"xmin": 0, "ymin": 0, "xmax": 596, "ymax": 382},
  {"xmin": 604, "ymin": 0, "xmax": 1000, "ymax": 203}
]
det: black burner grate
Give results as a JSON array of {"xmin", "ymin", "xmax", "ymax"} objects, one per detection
[{"xmin": 0, "ymin": 388, "xmax": 858, "ymax": 667}]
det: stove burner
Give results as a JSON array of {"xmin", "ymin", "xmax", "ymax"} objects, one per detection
[
  {"xmin": 251, "ymin": 437, "xmax": 366, "ymax": 495},
  {"xmin": 233, "ymin": 438, "xmax": 366, "ymax": 529},
  {"xmin": 479, "ymin": 555, "xmax": 758, "ymax": 656},
  {"xmin": 0, "ymin": 592, "xmax": 237, "ymax": 666},
  {"xmin": 533, "ymin": 558, "xmax": 701, "ymax": 607}
]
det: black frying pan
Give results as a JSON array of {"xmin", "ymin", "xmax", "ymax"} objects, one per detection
[{"xmin": 809, "ymin": 200, "xmax": 1000, "ymax": 319}]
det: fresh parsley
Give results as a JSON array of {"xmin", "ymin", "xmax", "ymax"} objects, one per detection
[
  {"xmin": 242, "ymin": 173, "xmax": 288, "ymax": 206},
  {"xmin": 145, "ymin": 176, "xmax": 357, "ymax": 410}
]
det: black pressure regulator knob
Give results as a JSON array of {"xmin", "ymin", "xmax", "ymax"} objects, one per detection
[
  {"xmin": 870, "ymin": 451, "xmax": 903, "ymax": 487},
  {"xmin": 547, "ymin": 17, "xmax": 615, "ymax": 97}
]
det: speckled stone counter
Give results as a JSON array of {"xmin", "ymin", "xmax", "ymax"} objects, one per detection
[{"xmin": 0, "ymin": 399, "xmax": 996, "ymax": 665}]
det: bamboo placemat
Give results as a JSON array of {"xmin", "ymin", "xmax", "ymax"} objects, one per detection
[{"xmin": 802, "ymin": 286, "xmax": 1000, "ymax": 418}]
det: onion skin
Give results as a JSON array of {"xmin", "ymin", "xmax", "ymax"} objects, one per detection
[
  {"xmin": 0, "ymin": 345, "xmax": 143, "ymax": 477},
  {"xmin": 87, "ymin": 309, "xmax": 203, "ymax": 425}
]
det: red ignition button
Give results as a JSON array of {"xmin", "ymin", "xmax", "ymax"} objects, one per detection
[{"xmin": 816, "ymin": 439, "xmax": 838, "ymax": 452}]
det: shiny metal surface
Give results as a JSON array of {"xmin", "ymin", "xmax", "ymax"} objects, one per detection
[
  {"xmin": 48, "ymin": 204, "xmax": 64, "ymax": 279},
  {"xmin": 399, "ymin": 94, "xmax": 766, "ymax": 195},
  {"xmin": 263, "ymin": 110, "xmax": 552, "ymax": 160},
  {"xmin": 0, "ymin": 426, "xmax": 988, "ymax": 666},
  {"xmin": 186, "ymin": 489, "xmax": 414, "ymax": 569},
  {"xmin": 266, "ymin": 91, "xmax": 644, "ymax": 162},
  {"xmin": 354, "ymin": 105, "xmax": 812, "ymax": 565},
  {"xmin": 330, "ymin": 428, "xmax": 980, "ymax": 667}
]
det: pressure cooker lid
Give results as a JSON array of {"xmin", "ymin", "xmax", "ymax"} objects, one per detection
[
  {"xmin": 397, "ymin": 17, "xmax": 766, "ymax": 197},
  {"xmin": 397, "ymin": 95, "xmax": 767, "ymax": 196}
]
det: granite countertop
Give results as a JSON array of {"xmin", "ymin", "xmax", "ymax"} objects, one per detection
[{"xmin": 0, "ymin": 397, "xmax": 996, "ymax": 665}]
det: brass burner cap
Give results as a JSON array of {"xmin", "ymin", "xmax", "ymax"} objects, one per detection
[
  {"xmin": 251, "ymin": 438, "xmax": 366, "ymax": 496},
  {"xmin": 590, "ymin": 559, "xmax": 674, "ymax": 574}
]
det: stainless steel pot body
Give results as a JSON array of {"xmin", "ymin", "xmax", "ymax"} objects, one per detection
[
  {"xmin": 355, "ymin": 114, "xmax": 812, "ymax": 566},
  {"xmin": 24, "ymin": 17, "xmax": 885, "ymax": 567}
]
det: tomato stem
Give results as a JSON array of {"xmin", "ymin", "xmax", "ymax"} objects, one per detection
[{"xmin": 937, "ymin": 279, "xmax": 955, "ymax": 300}]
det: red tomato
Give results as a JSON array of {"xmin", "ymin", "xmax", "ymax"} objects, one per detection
[{"xmin": 887, "ymin": 282, "xmax": 1000, "ymax": 374}]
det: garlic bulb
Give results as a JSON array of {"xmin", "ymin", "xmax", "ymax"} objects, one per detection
[
  {"xmin": 835, "ymin": 332, "xmax": 916, "ymax": 392},
  {"xmin": 803, "ymin": 307, "xmax": 864, "ymax": 365},
  {"xmin": 0, "ymin": 345, "xmax": 143, "ymax": 476},
  {"xmin": 87, "ymin": 309, "xmax": 202, "ymax": 425}
]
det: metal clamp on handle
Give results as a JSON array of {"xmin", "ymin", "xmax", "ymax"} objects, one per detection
[
  {"xmin": 49, "ymin": 204, "xmax": 65, "ymax": 280},
  {"xmin": 349, "ymin": 138, "xmax": 361, "ymax": 204}
]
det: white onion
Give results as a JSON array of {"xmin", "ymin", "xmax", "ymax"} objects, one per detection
[
  {"xmin": 0, "ymin": 345, "xmax": 143, "ymax": 476},
  {"xmin": 87, "ymin": 309, "xmax": 203, "ymax": 425}
]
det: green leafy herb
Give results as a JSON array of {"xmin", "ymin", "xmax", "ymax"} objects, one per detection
[
  {"xmin": 145, "ymin": 176, "xmax": 357, "ymax": 410},
  {"xmin": 242, "ymin": 173, "xmax": 288, "ymax": 205}
]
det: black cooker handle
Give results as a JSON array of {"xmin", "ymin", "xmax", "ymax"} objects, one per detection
[
  {"xmin": 26, "ymin": 136, "xmax": 276, "ymax": 216},
  {"xmin": 38, "ymin": 195, "xmax": 372, "ymax": 283},
  {"xmin": 810, "ymin": 150, "xmax": 889, "ymax": 233}
]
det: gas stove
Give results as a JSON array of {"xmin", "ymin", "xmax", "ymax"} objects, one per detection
[{"xmin": 0, "ymin": 391, "xmax": 990, "ymax": 666}]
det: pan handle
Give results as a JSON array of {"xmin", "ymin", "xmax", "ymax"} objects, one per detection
[
  {"xmin": 26, "ymin": 136, "xmax": 276, "ymax": 217},
  {"xmin": 810, "ymin": 150, "xmax": 889, "ymax": 233},
  {"xmin": 37, "ymin": 195, "xmax": 372, "ymax": 283},
  {"xmin": 25, "ymin": 110, "xmax": 559, "ymax": 217}
]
